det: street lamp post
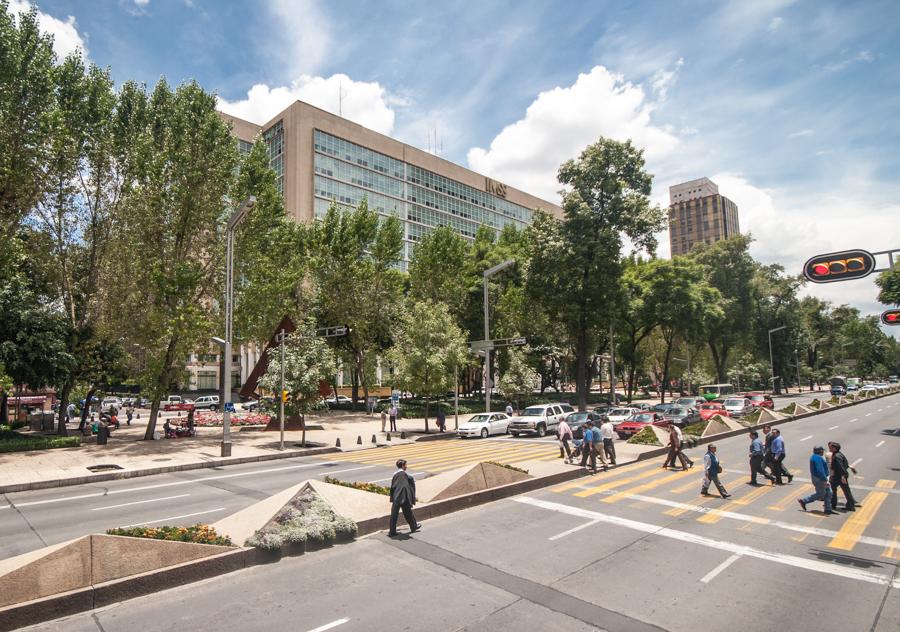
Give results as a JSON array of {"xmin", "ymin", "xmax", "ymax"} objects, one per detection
[
  {"xmin": 795, "ymin": 347, "xmax": 802, "ymax": 393},
  {"xmin": 483, "ymin": 259, "xmax": 515, "ymax": 413},
  {"xmin": 220, "ymin": 196, "xmax": 257, "ymax": 457},
  {"xmin": 276, "ymin": 329, "xmax": 286, "ymax": 451},
  {"xmin": 768, "ymin": 326, "xmax": 786, "ymax": 395}
]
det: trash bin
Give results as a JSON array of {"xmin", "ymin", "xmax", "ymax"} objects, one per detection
[
  {"xmin": 96, "ymin": 422, "xmax": 109, "ymax": 445},
  {"xmin": 28, "ymin": 413, "xmax": 43, "ymax": 431},
  {"xmin": 42, "ymin": 413, "xmax": 55, "ymax": 432}
]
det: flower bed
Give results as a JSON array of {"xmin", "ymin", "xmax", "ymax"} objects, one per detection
[
  {"xmin": 106, "ymin": 524, "xmax": 232, "ymax": 546},
  {"xmin": 627, "ymin": 426, "xmax": 662, "ymax": 446},
  {"xmin": 323, "ymin": 476, "xmax": 390, "ymax": 495},
  {"xmin": 192, "ymin": 412, "xmax": 271, "ymax": 427},
  {"xmin": 246, "ymin": 490, "xmax": 356, "ymax": 550}
]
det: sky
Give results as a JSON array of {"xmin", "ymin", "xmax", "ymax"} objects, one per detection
[{"xmin": 12, "ymin": 0, "xmax": 900, "ymax": 329}]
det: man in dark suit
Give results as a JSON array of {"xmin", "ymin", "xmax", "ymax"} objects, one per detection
[{"xmin": 389, "ymin": 459, "xmax": 421, "ymax": 537}]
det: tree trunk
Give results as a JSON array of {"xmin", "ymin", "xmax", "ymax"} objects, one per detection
[
  {"xmin": 80, "ymin": 387, "xmax": 96, "ymax": 430},
  {"xmin": 300, "ymin": 412, "xmax": 306, "ymax": 447},
  {"xmin": 350, "ymin": 365, "xmax": 359, "ymax": 411},
  {"xmin": 56, "ymin": 381, "xmax": 72, "ymax": 436},
  {"xmin": 424, "ymin": 398, "xmax": 429, "ymax": 433},
  {"xmin": 145, "ymin": 336, "xmax": 178, "ymax": 440},
  {"xmin": 575, "ymin": 329, "xmax": 589, "ymax": 411},
  {"xmin": 659, "ymin": 332, "xmax": 676, "ymax": 404},
  {"xmin": 627, "ymin": 365, "xmax": 637, "ymax": 404}
]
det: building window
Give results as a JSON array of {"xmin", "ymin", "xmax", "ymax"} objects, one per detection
[
  {"xmin": 263, "ymin": 121, "xmax": 284, "ymax": 194},
  {"xmin": 197, "ymin": 371, "xmax": 217, "ymax": 390}
]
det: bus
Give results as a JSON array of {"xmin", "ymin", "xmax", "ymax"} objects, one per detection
[{"xmin": 698, "ymin": 384, "xmax": 735, "ymax": 401}]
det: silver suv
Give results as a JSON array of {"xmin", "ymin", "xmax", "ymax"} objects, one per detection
[
  {"xmin": 507, "ymin": 403, "xmax": 574, "ymax": 437},
  {"xmin": 193, "ymin": 395, "xmax": 220, "ymax": 411}
]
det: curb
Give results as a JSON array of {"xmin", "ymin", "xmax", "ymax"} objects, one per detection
[
  {"xmin": 0, "ymin": 446, "xmax": 338, "ymax": 495},
  {"xmin": 414, "ymin": 432, "xmax": 458, "ymax": 442}
]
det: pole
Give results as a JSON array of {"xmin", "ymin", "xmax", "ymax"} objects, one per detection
[
  {"xmin": 454, "ymin": 361, "xmax": 459, "ymax": 430},
  {"xmin": 279, "ymin": 328, "xmax": 285, "ymax": 451},
  {"xmin": 609, "ymin": 323, "xmax": 616, "ymax": 403},
  {"xmin": 221, "ymin": 229, "xmax": 234, "ymax": 457},
  {"xmin": 795, "ymin": 347, "xmax": 802, "ymax": 394},
  {"xmin": 768, "ymin": 330, "xmax": 775, "ymax": 396},
  {"xmin": 484, "ymin": 275, "xmax": 491, "ymax": 413}
]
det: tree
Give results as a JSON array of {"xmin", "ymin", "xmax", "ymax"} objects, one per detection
[
  {"xmin": 617, "ymin": 258, "xmax": 659, "ymax": 402},
  {"xmin": 876, "ymin": 264, "xmax": 900, "ymax": 306},
  {"xmin": 750, "ymin": 264, "xmax": 802, "ymax": 393},
  {"xmin": 109, "ymin": 79, "xmax": 239, "ymax": 440},
  {"xmin": 258, "ymin": 325, "xmax": 336, "ymax": 447},
  {"xmin": 389, "ymin": 300, "xmax": 467, "ymax": 431},
  {"xmin": 310, "ymin": 199, "xmax": 404, "ymax": 408},
  {"xmin": 497, "ymin": 348, "xmax": 538, "ymax": 413},
  {"xmin": 408, "ymin": 225, "xmax": 469, "ymax": 316},
  {"xmin": 528, "ymin": 138, "xmax": 665, "ymax": 410}
]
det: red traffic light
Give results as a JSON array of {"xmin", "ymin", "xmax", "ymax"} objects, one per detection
[
  {"xmin": 803, "ymin": 249, "xmax": 875, "ymax": 283},
  {"xmin": 882, "ymin": 309, "xmax": 900, "ymax": 326}
]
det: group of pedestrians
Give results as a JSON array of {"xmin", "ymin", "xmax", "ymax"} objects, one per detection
[
  {"xmin": 798, "ymin": 441, "xmax": 857, "ymax": 514},
  {"xmin": 558, "ymin": 416, "xmax": 616, "ymax": 473}
]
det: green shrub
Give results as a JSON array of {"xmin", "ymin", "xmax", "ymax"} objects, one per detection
[
  {"xmin": 0, "ymin": 429, "xmax": 80, "ymax": 453},
  {"xmin": 627, "ymin": 426, "xmax": 662, "ymax": 446},
  {"xmin": 778, "ymin": 403, "xmax": 797, "ymax": 415},
  {"xmin": 106, "ymin": 524, "xmax": 232, "ymax": 546},
  {"xmin": 743, "ymin": 409, "xmax": 762, "ymax": 425},
  {"xmin": 484, "ymin": 461, "xmax": 528, "ymax": 474},
  {"xmin": 246, "ymin": 490, "xmax": 357, "ymax": 549},
  {"xmin": 827, "ymin": 396, "xmax": 841, "ymax": 405},
  {"xmin": 323, "ymin": 476, "xmax": 390, "ymax": 495},
  {"xmin": 682, "ymin": 421, "xmax": 706, "ymax": 436},
  {"xmin": 807, "ymin": 399, "xmax": 821, "ymax": 410}
]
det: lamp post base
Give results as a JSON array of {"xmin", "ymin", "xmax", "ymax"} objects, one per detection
[{"xmin": 220, "ymin": 441, "xmax": 232, "ymax": 457}]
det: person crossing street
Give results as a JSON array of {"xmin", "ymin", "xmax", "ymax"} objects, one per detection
[
  {"xmin": 701, "ymin": 444, "xmax": 730, "ymax": 498},
  {"xmin": 599, "ymin": 415, "xmax": 616, "ymax": 465},
  {"xmin": 770, "ymin": 428, "xmax": 794, "ymax": 485},
  {"xmin": 557, "ymin": 415, "xmax": 573, "ymax": 461},
  {"xmin": 798, "ymin": 446, "xmax": 834, "ymax": 514},
  {"xmin": 748, "ymin": 431, "xmax": 773, "ymax": 485},
  {"xmin": 828, "ymin": 442, "xmax": 857, "ymax": 512}
]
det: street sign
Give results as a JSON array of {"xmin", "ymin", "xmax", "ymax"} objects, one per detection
[
  {"xmin": 469, "ymin": 339, "xmax": 494, "ymax": 351},
  {"xmin": 503, "ymin": 337, "xmax": 527, "ymax": 346},
  {"xmin": 470, "ymin": 337, "xmax": 527, "ymax": 351}
]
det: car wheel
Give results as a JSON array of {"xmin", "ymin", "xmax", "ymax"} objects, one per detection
[
  {"xmin": 617, "ymin": 433, "xmax": 627, "ymax": 440},
  {"xmin": 481, "ymin": 428, "xmax": 489, "ymax": 439},
  {"xmin": 537, "ymin": 424, "xmax": 546, "ymax": 437}
]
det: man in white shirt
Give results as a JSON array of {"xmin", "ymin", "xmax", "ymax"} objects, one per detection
[
  {"xmin": 505, "ymin": 402, "xmax": 514, "ymax": 416},
  {"xmin": 599, "ymin": 416, "xmax": 617, "ymax": 465}
]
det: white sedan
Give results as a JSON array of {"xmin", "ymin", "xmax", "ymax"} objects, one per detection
[
  {"xmin": 457, "ymin": 413, "xmax": 510, "ymax": 438},
  {"xmin": 325, "ymin": 395, "xmax": 352, "ymax": 405},
  {"xmin": 606, "ymin": 407, "xmax": 639, "ymax": 423}
]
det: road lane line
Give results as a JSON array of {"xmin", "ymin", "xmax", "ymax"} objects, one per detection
[
  {"xmin": 799, "ymin": 435, "xmax": 813, "ymax": 442},
  {"xmin": 701, "ymin": 554, "xmax": 741, "ymax": 583},
  {"xmin": 828, "ymin": 479, "xmax": 896, "ymax": 551},
  {"xmin": 850, "ymin": 458, "xmax": 863, "ymax": 468},
  {"xmin": 306, "ymin": 618, "xmax": 350, "ymax": 632},
  {"xmin": 722, "ymin": 468, "xmax": 900, "ymax": 495},
  {"xmin": 548, "ymin": 519, "xmax": 601, "ymax": 541},
  {"xmin": 849, "ymin": 419, "xmax": 858, "ymax": 423},
  {"xmin": 769, "ymin": 484, "xmax": 813, "ymax": 511},
  {"xmin": 117, "ymin": 507, "xmax": 226, "ymax": 528},
  {"xmin": 550, "ymin": 459, "xmax": 656, "ymax": 493},
  {"xmin": 514, "ymin": 497, "xmax": 900, "ymax": 588},
  {"xmin": 322, "ymin": 466, "xmax": 378, "ymax": 476},
  {"xmin": 602, "ymin": 469, "xmax": 694, "ymax": 504},
  {"xmin": 573, "ymin": 467, "xmax": 664, "ymax": 498},
  {"xmin": 875, "ymin": 441, "xmax": 885, "ymax": 447},
  {"xmin": 11, "ymin": 461, "xmax": 342, "ymax": 508},
  {"xmin": 828, "ymin": 425, "xmax": 839, "ymax": 430},
  {"xmin": 91, "ymin": 494, "xmax": 190, "ymax": 511},
  {"xmin": 697, "ymin": 483, "xmax": 775, "ymax": 524},
  {"xmin": 865, "ymin": 413, "xmax": 872, "ymax": 417},
  {"xmin": 664, "ymin": 474, "xmax": 742, "ymax": 516},
  {"xmin": 883, "ymin": 526, "xmax": 900, "ymax": 561}
]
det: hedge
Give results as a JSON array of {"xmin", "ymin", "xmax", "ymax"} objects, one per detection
[
  {"xmin": 627, "ymin": 426, "xmax": 662, "ymax": 446},
  {"xmin": 0, "ymin": 429, "xmax": 80, "ymax": 453}
]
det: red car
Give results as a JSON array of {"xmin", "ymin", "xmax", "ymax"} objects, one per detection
[
  {"xmin": 699, "ymin": 402, "xmax": 730, "ymax": 421},
  {"xmin": 613, "ymin": 412, "xmax": 666, "ymax": 439},
  {"xmin": 744, "ymin": 393, "xmax": 774, "ymax": 409}
]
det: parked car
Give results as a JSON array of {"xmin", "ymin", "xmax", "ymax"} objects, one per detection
[
  {"xmin": 121, "ymin": 397, "xmax": 136, "ymax": 407},
  {"xmin": 722, "ymin": 397, "xmax": 753, "ymax": 417},
  {"xmin": 743, "ymin": 392, "xmax": 774, "ymax": 409},
  {"xmin": 652, "ymin": 402, "xmax": 677, "ymax": 414},
  {"xmin": 632, "ymin": 402, "xmax": 654, "ymax": 412},
  {"xmin": 193, "ymin": 395, "xmax": 220, "ymax": 411},
  {"xmin": 662, "ymin": 406, "xmax": 702, "ymax": 428},
  {"xmin": 592, "ymin": 405, "xmax": 613, "ymax": 416},
  {"xmin": 240, "ymin": 400, "xmax": 259, "ymax": 412},
  {"xmin": 507, "ymin": 403, "xmax": 574, "ymax": 437},
  {"xmin": 613, "ymin": 412, "xmax": 665, "ymax": 439},
  {"xmin": 457, "ymin": 413, "xmax": 510, "ymax": 438},
  {"xmin": 606, "ymin": 407, "xmax": 640, "ymax": 423},
  {"xmin": 162, "ymin": 398, "xmax": 195, "ymax": 412},
  {"xmin": 889, "ymin": 375, "xmax": 898, "ymax": 384},
  {"xmin": 100, "ymin": 397, "xmax": 122, "ymax": 413},
  {"xmin": 674, "ymin": 397, "xmax": 705, "ymax": 409},
  {"xmin": 325, "ymin": 395, "xmax": 352, "ymax": 406},
  {"xmin": 563, "ymin": 411, "xmax": 604, "ymax": 439},
  {"xmin": 859, "ymin": 384, "xmax": 879, "ymax": 396},
  {"xmin": 830, "ymin": 384, "xmax": 847, "ymax": 396},
  {"xmin": 698, "ymin": 402, "xmax": 730, "ymax": 421}
]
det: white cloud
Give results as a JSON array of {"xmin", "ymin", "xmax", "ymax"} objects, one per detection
[
  {"xmin": 217, "ymin": 73, "xmax": 396, "ymax": 134},
  {"xmin": 824, "ymin": 49, "xmax": 875, "ymax": 72},
  {"xmin": 788, "ymin": 128, "xmax": 814, "ymax": 138},
  {"xmin": 8, "ymin": 0, "xmax": 88, "ymax": 58},
  {"xmin": 768, "ymin": 16, "xmax": 784, "ymax": 32},
  {"xmin": 265, "ymin": 0, "xmax": 331, "ymax": 78},
  {"xmin": 133, "ymin": 0, "xmax": 150, "ymax": 5},
  {"xmin": 466, "ymin": 65, "xmax": 679, "ymax": 202},
  {"xmin": 650, "ymin": 57, "xmax": 684, "ymax": 102}
]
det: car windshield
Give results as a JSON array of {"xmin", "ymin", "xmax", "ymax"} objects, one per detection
[
  {"xmin": 675, "ymin": 398, "xmax": 695, "ymax": 405},
  {"xmin": 467, "ymin": 414, "xmax": 490, "ymax": 424},
  {"xmin": 666, "ymin": 407, "xmax": 686, "ymax": 416},
  {"xmin": 748, "ymin": 395, "xmax": 765, "ymax": 402},
  {"xmin": 630, "ymin": 414, "xmax": 653, "ymax": 422},
  {"xmin": 521, "ymin": 407, "xmax": 544, "ymax": 416},
  {"xmin": 610, "ymin": 408, "xmax": 631, "ymax": 416},
  {"xmin": 724, "ymin": 399, "xmax": 744, "ymax": 406},
  {"xmin": 701, "ymin": 404, "xmax": 720, "ymax": 410},
  {"xmin": 567, "ymin": 412, "xmax": 590, "ymax": 422}
]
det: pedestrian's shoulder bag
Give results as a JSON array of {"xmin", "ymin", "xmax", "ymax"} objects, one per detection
[{"xmin": 717, "ymin": 464, "xmax": 723, "ymax": 474}]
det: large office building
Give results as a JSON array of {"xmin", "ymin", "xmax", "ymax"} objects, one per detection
[
  {"xmin": 667, "ymin": 177, "xmax": 740, "ymax": 256},
  {"xmin": 184, "ymin": 101, "xmax": 562, "ymax": 393}
]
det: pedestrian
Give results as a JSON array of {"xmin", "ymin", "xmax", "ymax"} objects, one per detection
[
  {"xmin": 676, "ymin": 424, "xmax": 693, "ymax": 469},
  {"xmin": 505, "ymin": 402, "xmax": 514, "ymax": 416},
  {"xmin": 663, "ymin": 423, "xmax": 691, "ymax": 470},
  {"xmin": 770, "ymin": 428, "xmax": 794, "ymax": 485},
  {"xmin": 66, "ymin": 402, "xmax": 76, "ymax": 425},
  {"xmin": 380, "ymin": 407, "xmax": 387, "ymax": 433},
  {"xmin": 761, "ymin": 424, "xmax": 776, "ymax": 477},
  {"xmin": 599, "ymin": 415, "xmax": 616, "ymax": 465},
  {"xmin": 701, "ymin": 444, "xmax": 731, "ymax": 498},
  {"xmin": 389, "ymin": 404, "xmax": 398, "ymax": 432},
  {"xmin": 435, "ymin": 408, "xmax": 447, "ymax": 432},
  {"xmin": 557, "ymin": 415, "xmax": 573, "ymax": 462},
  {"xmin": 125, "ymin": 404, "xmax": 134, "ymax": 426},
  {"xmin": 798, "ymin": 446, "xmax": 834, "ymax": 514},
  {"xmin": 579, "ymin": 421, "xmax": 607, "ymax": 473},
  {"xmin": 388, "ymin": 459, "xmax": 421, "ymax": 537},
  {"xmin": 748, "ymin": 431, "xmax": 772, "ymax": 485},
  {"xmin": 828, "ymin": 442, "xmax": 857, "ymax": 512}
]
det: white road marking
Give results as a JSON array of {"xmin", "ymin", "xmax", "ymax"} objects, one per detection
[
  {"xmin": 849, "ymin": 419, "xmax": 858, "ymax": 423},
  {"xmin": 878, "ymin": 409, "xmax": 883, "ymax": 412},
  {"xmin": 306, "ymin": 619, "xmax": 350, "ymax": 632},
  {"xmin": 850, "ymin": 458, "xmax": 863, "ymax": 468},
  {"xmin": 552, "ymin": 482, "xmax": 898, "ymax": 549},
  {"xmin": 549, "ymin": 519, "xmax": 602, "ymax": 541},
  {"xmin": 11, "ymin": 461, "xmax": 343, "ymax": 508},
  {"xmin": 701, "ymin": 554, "xmax": 741, "ymax": 583},
  {"xmin": 828, "ymin": 425, "xmax": 839, "ymax": 430},
  {"xmin": 721, "ymin": 468, "xmax": 900, "ymax": 495},
  {"xmin": 875, "ymin": 441, "xmax": 885, "ymax": 448},
  {"xmin": 322, "ymin": 466, "xmax": 378, "ymax": 476},
  {"xmin": 117, "ymin": 507, "xmax": 226, "ymax": 528},
  {"xmin": 865, "ymin": 413, "xmax": 872, "ymax": 417},
  {"xmin": 799, "ymin": 435, "xmax": 813, "ymax": 442},
  {"xmin": 515, "ymin": 497, "xmax": 900, "ymax": 589},
  {"xmin": 91, "ymin": 494, "xmax": 190, "ymax": 511}
]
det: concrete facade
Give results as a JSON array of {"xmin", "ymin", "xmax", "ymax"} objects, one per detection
[{"xmin": 668, "ymin": 177, "xmax": 740, "ymax": 256}]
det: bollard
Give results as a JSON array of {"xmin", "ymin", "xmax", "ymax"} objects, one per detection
[
  {"xmin": 357, "ymin": 435, "xmax": 362, "ymax": 445},
  {"xmin": 371, "ymin": 434, "xmax": 377, "ymax": 444},
  {"xmin": 178, "ymin": 411, "xmax": 182, "ymax": 418},
  {"xmin": 400, "ymin": 431, "xmax": 406, "ymax": 439},
  {"xmin": 386, "ymin": 432, "xmax": 391, "ymax": 441},
  {"xmin": 335, "ymin": 437, "xmax": 341, "ymax": 448},
  {"xmin": 136, "ymin": 413, "xmax": 140, "ymax": 419}
]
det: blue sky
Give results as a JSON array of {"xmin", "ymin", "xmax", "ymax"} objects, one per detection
[{"xmin": 15, "ymin": 0, "xmax": 900, "ymax": 324}]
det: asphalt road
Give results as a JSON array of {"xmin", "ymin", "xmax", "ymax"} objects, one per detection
[{"xmin": 21, "ymin": 392, "xmax": 899, "ymax": 632}]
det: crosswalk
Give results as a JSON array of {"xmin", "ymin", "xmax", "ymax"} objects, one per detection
[
  {"xmin": 324, "ymin": 437, "xmax": 559, "ymax": 473},
  {"xmin": 547, "ymin": 459, "xmax": 899, "ymax": 560}
]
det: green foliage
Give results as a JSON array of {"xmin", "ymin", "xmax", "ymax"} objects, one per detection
[
  {"xmin": 497, "ymin": 348, "xmax": 539, "ymax": 411},
  {"xmin": 627, "ymin": 426, "xmax": 662, "ymax": 445},
  {"xmin": 409, "ymin": 225, "xmax": 469, "ymax": 316},
  {"xmin": 258, "ymin": 326, "xmax": 336, "ymax": 419},
  {"xmin": 778, "ymin": 403, "xmax": 797, "ymax": 415},
  {"xmin": 106, "ymin": 524, "xmax": 232, "ymax": 546},
  {"xmin": 876, "ymin": 264, "xmax": 900, "ymax": 306},
  {"xmin": 682, "ymin": 421, "xmax": 707, "ymax": 436},
  {"xmin": 323, "ymin": 476, "xmax": 390, "ymax": 495},
  {"xmin": 0, "ymin": 429, "xmax": 80, "ymax": 453}
]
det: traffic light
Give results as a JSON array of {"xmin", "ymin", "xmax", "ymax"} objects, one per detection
[
  {"xmin": 803, "ymin": 249, "xmax": 875, "ymax": 283},
  {"xmin": 882, "ymin": 309, "xmax": 900, "ymax": 326},
  {"xmin": 281, "ymin": 390, "xmax": 289, "ymax": 402}
]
